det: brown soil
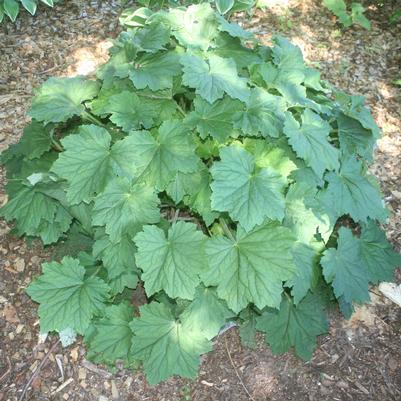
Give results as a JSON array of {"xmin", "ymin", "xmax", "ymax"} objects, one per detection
[{"xmin": 1, "ymin": 1, "xmax": 400, "ymax": 400}]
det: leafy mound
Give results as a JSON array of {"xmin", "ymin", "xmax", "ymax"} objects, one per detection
[{"xmin": 1, "ymin": 4, "xmax": 400, "ymax": 384}]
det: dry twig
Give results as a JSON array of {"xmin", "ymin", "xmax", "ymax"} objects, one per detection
[
  {"xmin": 224, "ymin": 337, "xmax": 257, "ymax": 401},
  {"xmin": 18, "ymin": 339, "xmax": 61, "ymax": 401}
]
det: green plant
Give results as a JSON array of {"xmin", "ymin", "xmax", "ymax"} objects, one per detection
[
  {"xmin": 1, "ymin": 3, "xmax": 400, "ymax": 384},
  {"xmin": 323, "ymin": 0, "xmax": 371, "ymax": 29},
  {"xmin": 0, "ymin": 0, "xmax": 56, "ymax": 22}
]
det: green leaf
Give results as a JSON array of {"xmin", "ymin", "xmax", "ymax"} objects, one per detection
[
  {"xmin": 38, "ymin": 207, "xmax": 73, "ymax": 245},
  {"xmin": 337, "ymin": 113, "xmax": 375, "ymax": 160},
  {"xmin": 86, "ymin": 303, "xmax": 134, "ymax": 365},
  {"xmin": 271, "ymin": 36, "xmax": 305, "ymax": 85},
  {"xmin": 320, "ymin": 156, "xmax": 387, "ymax": 223},
  {"xmin": 167, "ymin": 3, "xmax": 219, "ymax": 50},
  {"xmin": 360, "ymin": 221, "xmax": 401, "ymax": 283},
  {"xmin": 18, "ymin": 121, "xmax": 52, "ymax": 160},
  {"xmin": 216, "ymin": 14, "xmax": 254, "ymax": 40},
  {"xmin": 27, "ymin": 257, "xmax": 109, "ymax": 334},
  {"xmin": 284, "ymin": 181, "xmax": 335, "ymax": 244},
  {"xmin": 286, "ymin": 242, "xmax": 321, "ymax": 305},
  {"xmin": 283, "ymin": 110, "xmax": 339, "ymax": 178},
  {"xmin": 40, "ymin": 0, "xmax": 54, "ymax": 6},
  {"xmin": 21, "ymin": 0, "xmax": 37, "ymax": 15},
  {"xmin": 125, "ymin": 120, "xmax": 199, "ymax": 190},
  {"xmin": 131, "ymin": 21, "xmax": 171, "ymax": 53},
  {"xmin": 29, "ymin": 77, "xmax": 99, "ymax": 123},
  {"xmin": 243, "ymin": 138, "xmax": 297, "ymax": 180},
  {"xmin": 211, "ymin": 34, "xmax": 261, "ymax": 69},
  {"xmin": 351, "ymin": 2, "xmax": 371, "ymax": 30},
  {"xmin": 184, "ymin": 97, "xmax": 240, "ymax": 142},
  {"xmin": 256, "ymin": 292, "xmax": 328, "ymax": 360},
  {"xmin": 202, "ymin": 221, "xmax": 296, "ymax": 313},
  {"xmin": 92, "ymin": 177, "xmax": 160, "ymax": 242},
  {"xmin": 108, "ymin": 91, "xmax": 158, "ymax": 131},
  {"xmin": 130, "ymin": 302, "xmax": 212, "ymax": 384},
  {"xmin": 321, "ymin": 227, "xmax": 370, "ymax": 304},
  {"xmin": 4, "ymin": 0, "xmax": 19, "ymax": 22},
  {"xmin": 51, "ymin": 125, "xmax": 114, "ymax": 204},
  {"xmin": 239, "ymin": 309, "xmax": 257, "ymax": 349},
  {"xmin": 134, "ymin": 222, "xmax": 207, "ymax": 300},
  {"xmin": 180, "ymin": 285, "xmax": 234, "ymax": 340},
  {"xmin": 181, "ymin": 54, "xmax": 249, "ymax": 104},
  {"xmin": 129, "ymin": 52, "xmax": 181, "ymax": 91},
  {"xmin": 211, "ymin": 146, "xmax": 286, "ymax": 231},
  {"xmin": 108, "ymin": 271, "xmax": 139, "ymax": 296},
  {"xmin": 93, "ymin": 234, "xmax": 138, "ymax": 279},
  {"xmin": 215, "ymin": 0, "xmax": 234, "ymax": 14},
  {"xmin": 323, "ymin": 0, "xmax": 352, "ymax": 26},
  {"xmin": 234, "ymin": 88, "xmax": 286, "ymax": 138},
  {"xmin": 0, "ymin": 183, "xmax": 57, "ymax": 237}
]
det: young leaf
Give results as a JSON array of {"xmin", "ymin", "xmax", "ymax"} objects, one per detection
[
  {"xmin": 320, "ymin": 156, "xmax": 387, "ymax": 223},
  {"xmin": 215, "ymin": 0, "xmax": 234, "ymax": 15},
  {"xmin": 134, "ymin": 222, "xmax": 207, "ymax": 300},
  {"xmin": 180, "ymin": 285, "xmax": 234, "ymax": 340},
  {"xmin": 256, "ymin": 292, "xmax": 328, "ymax": 360},
  {"xmin": 29, "ymin": 77, "xmax": 99, "ymax": 123},
  {"xmin": 129, "ymin": 53, "xmax": 181, "ymax": 91},
  {"xmin": 283, "ymin": 109, "xmax": 339, "ymax": 178},
  {"xmin": 92, "ymin": 177, "xmax": 160, "ymax": 242},
  {"xmin": 211, "ymin": 146, "xmax": 286, "ymax": 231},
  {"xmin": 93, "ymin": 234, "xmax": 138, "ymax": 280},
  {"xmin": 202, "ymin": 221, "xmax": 296, "ymax": 313},
  {"xmin": 27, "ymin": 257, "xmax": 109, "ymax": 334},
  {"xmin": 108, "ymin": 91, "xmax": 158, "ymax": 131},
  {"xmin": 181, "ymin": 54, "xmax": 249, "ymax": 104},
  {"xmin": 234, "ymin": 88, "xmax": 286, "ymax": 138},
  {"xmin": 130, "ymin": 302, "xmax": 212, "ymax": 384},
  {"xmin": 184, "ymin": 97, "xmax": 240, "ymax": 142},
  {"xmin": 167, "ymin": 4, "xmax": 219, "ymax": 50},
  {"xmin": 124, "ymin": 120, "xmax": 199, "ymax": 190}
]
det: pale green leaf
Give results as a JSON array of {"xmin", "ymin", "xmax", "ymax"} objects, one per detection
[
  {"xmin": 211, "ymin": 146, "xmax": 286, "ymax": 231},
  {"xmin": 202, "ymin": 221, "xmax": 296, "ymax": 312},
  {"xmin": 125, "ymin": 120, "xmax": 199, "ymax": 190},
  {"xmin": 29, "ymin": 77, "xmax": 99, "ymax": 123},
  {"xmin": 181, "ymin": 54, "xmax": 249, "ymax": 104},
  {"xmin": 134, "ymin": 222, "xmax": 207, "ymax": 300},
  {"xmin": 92, "ymin": 177, "xmax": 160, "ymax": 242},
  {"xmin": 283, "ymin": 109, "xmax": 339, "ymax": 178}
]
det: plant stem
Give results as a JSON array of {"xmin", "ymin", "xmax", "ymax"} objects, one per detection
[
  {"xmin": 89, "ymin": 265, "xmax": 102, "ymax": 278},
  {"xmin": 81, "ymin": 110, "xmax": 108, "ymax": 128},
  {"xmin": 176, "ymin": 103, "xmax": 186, "ymax": 117},
  {"xmin": 219, "ymin": 217, "xmax": 236, "ymax": 241}
]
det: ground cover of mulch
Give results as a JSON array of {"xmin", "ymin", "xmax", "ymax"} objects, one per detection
[{"xmin": 0, "ymin": 1, "xmax": 400, "ymax": 400}]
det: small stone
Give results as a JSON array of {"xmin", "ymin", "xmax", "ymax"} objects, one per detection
[
  {"xmin": 15, "ymin": 258, "xmax": 25, "ymax": 272},
  {"xmin": 99, "ymin": 396, "xmax": 108, "ymax": 401},
  {"xmin": 63, "ymin": 394, "xmax": 69, "ymax": 400},
  {"xmin": 78, "ymin": 367, "xmax": 87, "ymax": 380},
  {"xmin": 16, "ymin": 324, "xmax": 24, "ymax": 334},
  {"xmin": 80, "ymin": 381, "xmax": 87, "ymax": 389},
  {"xmin": 111, "ymin": 380, "xmax": 119, "ymax": 400},
  {"xmin": 388, "ymin": 357, "xmax": 398, "ymax": 371},
  {"xmin": 104, "ymin": 381, "xmax": 111, "ymax": 390},
  {"xmin": 336, "ymin": 380, "xmax": 349, "ymax": 389}
]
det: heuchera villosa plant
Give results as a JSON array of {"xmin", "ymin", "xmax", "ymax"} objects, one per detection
[{"xmin": 1, "ymin": 4, "xmax": 400, "ymax": 384}]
